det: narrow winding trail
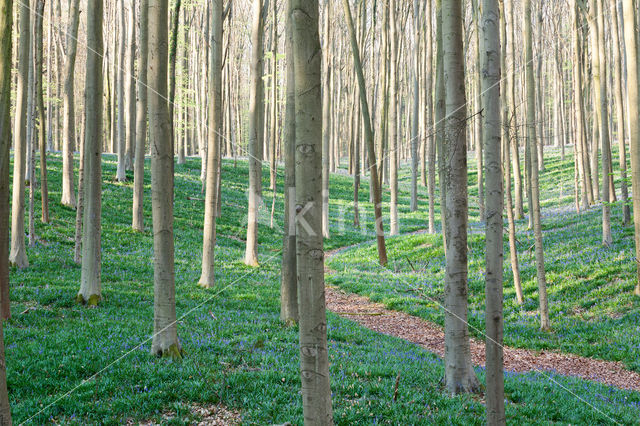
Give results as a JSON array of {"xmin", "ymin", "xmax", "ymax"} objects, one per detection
[{"xmin": 324, "ymin": 235, "xmax": 640, "ymax": 393}]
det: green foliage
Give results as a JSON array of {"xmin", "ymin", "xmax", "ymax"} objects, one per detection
[{"xmin": 5, "ymin": 152, "xmax": 639, "ymax": 424}]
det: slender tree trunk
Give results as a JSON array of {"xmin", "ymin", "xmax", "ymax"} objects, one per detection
[
  {"xmin": 388, "ymin": 0, "xmax": 398, "ymax": 236},
  {"xmin": 9, "ymin": 0, "xmax": 30, "ymax": 269},
  {"xmin": 168, "ymin": 0, "xmax": 182, "ymax": 164},
  {"xmin": 60, "ymin": 0, "xmax": 80, "ymax": 207},
  {"xmin": 590, "ymin": 0, "xmax": 612, "ymax": 245},
  {"xmin": 442, "ymin": 0, "xmax": 480, "ymax": 394},
  {"xmin": 572, "ymin": 1, "xmax": 589, "ymax": 211},
  {"xmin": 77, "ymin": 0, "xmax": 104, "ymax": 306},
  {"xmin": 473, "ymin": 0, "xmax": 484, "ymax": 222},
  {"xmin": 73, "ymin": 120, "xmax": 85, "ymax": 264},
  {"xmin": 410, "ymin": 0, "xmax": 420, "ymax": 213},
  {"xmin": 622, "ymin": 0, "xmax": 640, "ymax": 296},
  {"xmin": 525, "ymin": 0, "xmax": 550, "ymax": 330},
  {"xmin": 0, "ymin": 0, "xmax": 14, "ymax": 324},
  {"xmin": 269, "ymin": 0, "xmax": 278, "ymax": 191},
  {"xmin": 435, "ymin": 0, "xmax": 446, "ymax": 251},
  {"xmin": 342, "ymin": 0, "xmax": 388, "ymax": 266},
  {"xmin": 505, "ymin": 0, "xmax": 523, "ymax": 219},
  {"xmin": 280, "ymin": 0, "xmax": 298, "ymax": 323},
  {"xmin": 610, "ymin": 0, "xmax": 630, "ymax": 225},
  {"xmin": 116, "ymin": 1, "xmax": 127, "ymax": 181},
  {"xmin": 199, "ymin": 0, "xmax": 222, "ymax": 288},
  {"xmin": 292, "ymin": 0, "xmax": 333, "ymax": 421},
  {"xmin": 481, "ymin": 0, "xmax": 505, "ymax": 422},
  {"xmin": 32, "ymin": 0, "xmax": 49, "ymax": 223},
  {"xmin": 133, "ymin": 0, "xmax": 148, "ymax": 232},
  {"xmin": 244, "ymin": 0, "xmax": 265, "ymax": 267},
  {"xmin": 125, "ymin": 2, "xmax": 135, "ymax": 172},
  {"xmin": 149, "ymin": 0, "xmax": 182, "ymax": 357},
  {"xmin": 321, "ymin": 0, "xmax": 331, "ymax": 238}
]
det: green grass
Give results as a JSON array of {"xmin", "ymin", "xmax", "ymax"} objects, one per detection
[{"xmin": 5, "ymin": 151, "xmax": 640, "ymax": 424}]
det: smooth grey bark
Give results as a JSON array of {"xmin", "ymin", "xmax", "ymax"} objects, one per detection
[
  {"xmin": 199, "ymin": 0, "xmax": 222, "ymax": 288},
  {"xmin": 472, "ymin": 0, "xmax": 484, "ymax": 223},
  {"xmin": 125, "ymin": 2, "xmax": 135, "ymax": 172},
  {"xmin": 35, "ymin": 0, "xmax": 48, "ymax": 224},
  {"xmin": 524, "ymin": 0, "xmax": 550, "ymax": 330},
  {"xmin": 410, "ymin": 0, "xmax": 420, "ymax": 213},
  {"xmin": 244, "ymin": 0, "xmax": 265, "ymax": 267},
  {"xmin": 77, "ymin": 0, "xmax": 104, "ymax": 306},
  {"xmin": 133, "ymin": 0, "xmax": 149, "ymax": 232},
  {"xmin": 9, "ymin": 0, "xmax": 30, "ymax": 269},
  {"xmin": 116, "ymin": 0, "xmax": 127, "ymax": 181},
  {"xmin": 442, "ymin": 0, "xmax": 480, "ymax": 394},
  {"xmin": 610, "ymin": 0, "xmax": 630, "ymax": 225},
  {"xmin": 321, "ymin": 0, "xmax": 330, "ymax": 239},
  {"xmin": 0, "ymin": 0, "xmax": 14, "ymax": 324},
  {"xmin": 342, "ymin": 0, "xmax": 388, "ymax": 266},
  {"xmin": 60, "ymin": 0, "xmax": 80, "ymax": 207},
  {"xmin": 622, "ymin": 0, "xmax": 640, "ymax": 296},
  {"xmin": 280, "ymin": 0, "xmax": 298, "ymax": 323},
  {"xmin": 481, "ymin": 0, "xmax": 505, "ymax": 422},
  {"xmin": 388, "ymin": 0, "xmax": 398, "ymax": 236},
  {"xmin": 572, "ymin": 1, "xmax": 589, "ymax": 210},
  {"xmin": 292, "ymin": 0, "xmax": 333, "ymax": 421},
  {"xmin": 149, "ymin": 0, "xmax": 182, "ymax": 357},
  {"xmin": 435, "ymin": 0, "xmax": 446, "ymax": 252}
]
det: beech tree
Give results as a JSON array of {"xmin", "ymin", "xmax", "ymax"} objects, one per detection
[
  {"xmin": 292, "ymin": 0, "xmax": 333, "ymax": 421},
  {"xmin": 199, "ymin": 0, "xmax": 223, "ymax": 288},
  {"xmin": 481, "ymin": 0, "xmax": 505, "ymax": 422},
  {"xmin": 60, "ymin": 0, "xmax": 80, "ymax": 208},
  {"xmin": 442, "ymin": 0, "xmax": 479, "ymax": 394},
  {"xmin": 133, "ymin": 0, "xmax": 149, "ymax": 232},
  {"xmin": 244, "ymin": 0, "xmax": 265, "ymax": 267},
  {"xmin": 149, "ymin": 0, "xmax": 182, "ymax": 357},
  {"xmin": 9, "ymin": 0, "xmax": 30, "ymax": 269},
  {"xmin": 77, "ymin": 0, "xmax": 104, "ymax": 306},
  {"xmin": 525, "ymin": 0, "xmax": 550, "ymax": 330}
]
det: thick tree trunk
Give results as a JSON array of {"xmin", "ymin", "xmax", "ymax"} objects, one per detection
[
  {"xmin": 525, "ymin": 0, "xmax": 550, "ymax": 330},
  {"xmin": 60, "ymin": 0, "xmax": 80, "ymax": 207},
  {"xmin": 199, "ymin": 0, "xmax": 222, "ymax": 288},
  {"xmin": 622, "ymin": 0, "xmax": 640, "ymax": 296},
  {"xmin": 442, "ymin": 0, "xmax": 480, "ymax": 394},
  {"xmin": 9, "ymin": 0, "xmax": 30, "ymax": 269},
  {"xmin": 342, "ymin": 0, "xmax": 388, "ymax": 266},
  {"xmin": 149, "ymin": 0, "xmax": 182, "ymax": 357},
  {"xmin": 77, "ymin": 0, "xmax": 104, "ymax": 306},
  {"xmin": 244, "ymin": 0, "xmax": 265, "ymax": 267},
  {"xmin": 292, "ymin": 0, "xmax": 333, "ymax": 421},
  {"xmin": 481, "ymin": 0, "xmax": 505, "ymax": 422},
  {"xmin": 133, "ymin": 0, "xmax": 149, "ymax": 232},
  {"xmin": 280, "ymin": 0, "xmax": 298, "ymax": 323}
]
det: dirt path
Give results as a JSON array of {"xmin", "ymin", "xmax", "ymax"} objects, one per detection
[{"xmin": 325, "ymin": 286, "xmax": 640, "ymax": 392}]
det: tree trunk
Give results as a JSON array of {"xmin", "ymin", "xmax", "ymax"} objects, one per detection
[
  {"xmin": 269, "ymin": 0, "xmax": 278, "ymax": 191},
  {"xmin": 77, "ymin": 0, "xmax": 104, "ymax": 306},
  {"xmin": 0, "ymin": 0, "xmax": 14, "ymax": 323},
  {"xmin": 410, "ymin": 0, "xmax": 420, "ymax": 213},
  {"xmin": 125, "ymin": 2, "xmax": 135, "ymax": 172},
  {"xmin": 442, "ymin": 0, "xmax": 480, "ymax": 394},
  {"xmin": 168, "ymin": 0, "xmax": 182, "ymax": 164},
  {"xmin": 73, "ymin": 119, "xmax": 85, "ymax": 264},
  {"xmin": 133, "ymin": 0, "xmax": 148, "ymax": 232},
  {"xmin": 572, "ymin": 1, "xmax": 589, "ymax": 211},
  {"xmin": 60, "ymin": 0, "xmax": 80, "ymax": 207},
  {"xmin": 321, "ymin": 0, "xmax": 331, "ymax": 239},
  {"xmin": 481, "ymin": 0, "xmax": 505, "ymax": 422},
  {"xmin": 342, "ymin": 0, "xmax": 388, "ymax": 266},
  {"xmin": 280, "ymin": 0, "xmax": 298, "ymax": 323},
  {"xmin": 9, "ymin": 0, "xmax": 30, "ymax": 269},
  {"xmin": 524, "ymin": 0, "xmax": 550, "ymax": 330},
  {"xmin": 610, "ymin": 0, "xmax": 630, "ymax": 225},
  {"xmin": 388, "ymin": 0, "xmax": 398, "ymax": 236},
  {"xmin": 34, "ymin": 0, "xmax": 49, "ymax": 223},
  {"xmin": 622, "ymin": 0, "xmax": 640, "ymax": 296},
  {"xmin": 116, "ymin": 0, "xmax": 127, "ymax": 181},
  {"xmin": 435, "ymin": 0, "xmax": 447, "ymax": 252},
  {"xmin": 149, "ymin": 0, "xmax": 182, "ymax": 357},
  {"xmin": 199, "ymin": 0, "xmax": 222, "ymax": 288},
  {"xmin": 472, "ymin": 0, "xmax": 484, "ymax": 223},
  {"xmin": 292, "ymin": 0, "xmax": 333, "ymax": 421},
  {"xmin": 244, "ymin": 0, "xmax": 265, "ymax": 267}
]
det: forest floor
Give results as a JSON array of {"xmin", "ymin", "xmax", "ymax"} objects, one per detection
[{"xmin": 5, "ymin": 151, "xmax": 640, "ymax": 424}]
